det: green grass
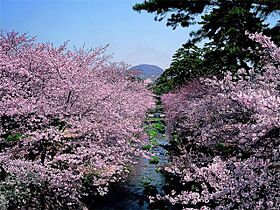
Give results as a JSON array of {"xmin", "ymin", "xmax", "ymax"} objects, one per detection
[
  {"xmin": 147, "ymin": 129, "xmax": 158, "ymax": 138},
  {"xmin": 141, "ymin": 176, "xmax": 154, "ymax": 186},
  {"xmin": 5, "ymin": 133, "xmax": 23, "ymax": 142},
  {"xmin": 144, "ymin": 115, "xmax": 166, "ymax": 149},
  {"xmin": 149, "ymin": 156, "xmax": 160, "ymax": 164},
  {"xmin": 150, "ymin": 137, "xmax": 158, "ymax": 146},
  {"xmin": 142, "ymin": 144, "xmax": 153, "ymax": 150},
  {"xmin": 146, "ymin": 117, "xmax": 161, "ymax": 122},
  {"xmin": 152, "ymin": 122, "xmax": 165, "ymax": 133}
]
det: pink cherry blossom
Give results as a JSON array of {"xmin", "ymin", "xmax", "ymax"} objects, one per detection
[
  {"xmin": 0, "ymin": 31, "xmax": 155, "ymax": 209},
  {"xmin": 158, "ymin": 33, "xmax": 279, "ymax": 209}
]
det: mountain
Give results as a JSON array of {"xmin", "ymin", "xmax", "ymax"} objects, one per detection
[{"xmin": 129, "ymin": 64, "xmax": 164, "ymax": 80}]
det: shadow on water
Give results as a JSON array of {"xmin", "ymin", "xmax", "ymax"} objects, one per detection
[{"xmin": 88, "ymin": 133, "xmax": 172, "ymax": 210}]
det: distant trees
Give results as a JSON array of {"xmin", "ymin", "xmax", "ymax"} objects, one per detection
[
  {"xmin": 134, "ymin": 0, "xmax": 280, "ymax": 93},
  {"xmin": 0, "ymin": 31, "xmax": 154, "ymax": 209}
]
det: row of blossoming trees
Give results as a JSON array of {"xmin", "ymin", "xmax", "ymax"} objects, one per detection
[
  {"xmin": 0, "ymin": 32, "xmax": 154, "ymax": 209},
  {"xmin": 157, "ymin": 33, "xmax": 280, "ymax": 209}
]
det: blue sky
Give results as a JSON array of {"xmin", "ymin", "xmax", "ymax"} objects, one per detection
[
  {"xmin": 0, "ymin": 0, "xmax": 194, "ymax": 69},
  {"xmin": 1, "ymin": 0, "xmax": 278, "ymax": 69}
]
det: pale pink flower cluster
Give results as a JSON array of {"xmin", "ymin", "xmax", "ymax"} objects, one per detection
[
  {"xmin": 0, "ymin": 31, "xmax": 154, "ymax": 209},
  {"xmin": 159, "ymin": 33, "xmax": 280, "ymax": 209}
]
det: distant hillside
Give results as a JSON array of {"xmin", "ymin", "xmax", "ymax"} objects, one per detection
[{"xmin": 129, "ymin": 64, "xmax": 164, "ymax": 80}]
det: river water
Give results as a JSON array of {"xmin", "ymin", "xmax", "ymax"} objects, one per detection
[{"xmin": 89, "ymin": 122, "xmax": 170, "ymax": 210}]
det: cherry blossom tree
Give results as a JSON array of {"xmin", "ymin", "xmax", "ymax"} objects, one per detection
[
  {"xmin": 0, "ymin": 31, "xmax": 154, "ymax": 209},
  {"xmin": 158, "ymin": 33, "xmax": 279, "ymax": 209}
]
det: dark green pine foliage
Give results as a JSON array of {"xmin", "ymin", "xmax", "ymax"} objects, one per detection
[
  {"xmin": 195, "ymin": 2, "xmax": 267, "ymax": 72},
  {"xmin": 154, "ymin": 44, "xmax": 204, "ymax": 94},
  {"xmin": 134, "ymin": 0, "xmax": 280, "ymax": 94},
  {"xmin": 133, "ymin": 0, "xmax": 211, "ymax": 28},
  {"xmin": 265, "ymin": 20, "xmax": 280, "ymax": 45}
]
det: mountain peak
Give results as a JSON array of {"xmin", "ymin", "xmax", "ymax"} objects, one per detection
[{"xmin": 129, "ymin": 64, "xmax": 164, "ymax": 80}]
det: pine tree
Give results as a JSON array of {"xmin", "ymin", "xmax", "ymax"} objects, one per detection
[{"xmin": 134, "ymin": 0, "xmax": 280, "ymax": 93}]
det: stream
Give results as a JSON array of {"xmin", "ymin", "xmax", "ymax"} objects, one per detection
[{"xmin": 89, "ymin": 113, "xmax": 170, "ymax": 210}]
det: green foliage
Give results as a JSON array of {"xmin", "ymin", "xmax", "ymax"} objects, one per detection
[
  {"xmin": 135, "ymin": 0, "xmax": 280, "ymax": 94},
  {"xmin": 190, "ymin": 184, "xmax": 199, "ymax": 192},
  {"xmin": 142, "ymin": 176, "xmax": 158, "ymax": 196},
  {"xmin": 170, "ymin": 133, "xmax": 181, "ymax": 147},
  {"xmin": 155, "ymin": 167, "xmax": 161, "ymax": 173},
  {"xmin": 153, "ymin": 44, "xmax": 208, "ymax": 94},
  {"xmin": 141, "ymin": 176, "xmax": 154, "ymax": 186},
  {"xmin": 133, "ymin": 0, "xmax": 208, "ymax": 29},
  {"xmin": 134, "ymin": 1, "xmax": 280, "ymax": 31},
  {"xmin": 146, "ymin": 117, "xmax": 162, "ymax": 123},
  {"xmin": 195, "ymin": 1, "xmax": 267, "ymax": 70},
  {"xmin": 149, "ymin": 137, "xmax": 158, "ymax": 146},
  {"xmin": 5, "ymin": 133, "xmax": 23, "ymax": 142},
  {"xmin": 142, "ymin": 144, "xmax": 153, "ymax": 150},
  {"xmin": 83, "ymin": 170, "xmax": 102, "ymax": 188},
  {"xmin": 149, "ymin": 155, "xmax": 160, "ymax": 164},
  {"xmin": 145, "ymin": 119, "xmax": 165, "ymax": 145},
  {"xmin": 152, "ymin": 122, "xmax": 165, "ymax": 133},
  {"xmin": 147, "ymin": 129, "xmax": 158, "ymax": 139}
]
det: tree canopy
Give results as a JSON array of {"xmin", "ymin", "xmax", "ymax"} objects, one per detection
[
  {"xmin": 134, "ymin": 0, "xmax": 280, "ymax": 29},
  {"xmin": 134, "ymin": 0, "xmax": 280, "ymax": 94}
]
